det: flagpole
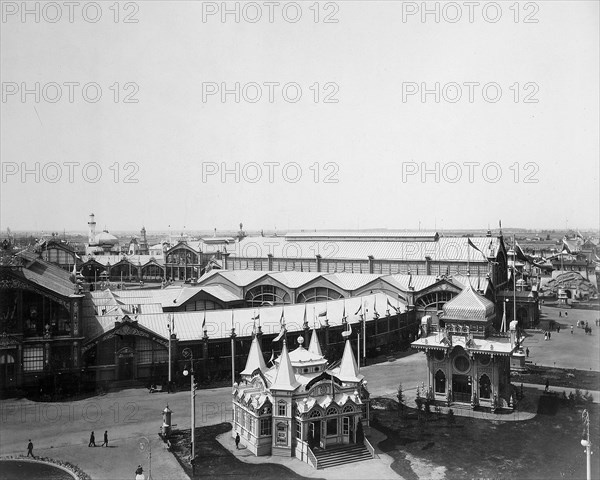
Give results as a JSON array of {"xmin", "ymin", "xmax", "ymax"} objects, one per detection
[
  {"xmin": 231, "ymin": 311, "xmax": 236, "ymax": 386},
  {"xmin": 513, "ymin": 234, "xmax": 517, "ymax": 333},
  {"xmin": 362, "ymin": 300, "xmax": 366, "ymax": 367}
]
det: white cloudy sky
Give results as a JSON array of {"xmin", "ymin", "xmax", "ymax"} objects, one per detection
[{"xmin": 1, "ymin": 1, "xmax": 598, "ymax": 232}]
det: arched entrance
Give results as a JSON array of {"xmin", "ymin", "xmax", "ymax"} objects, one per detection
[{"xmin": 117, "ymin": 347, "xmax": 135, "ymax": 381}]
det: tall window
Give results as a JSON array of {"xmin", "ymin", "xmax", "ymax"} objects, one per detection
[
  {"xmin": 326, "ymin": 418, "xmax": 337, "ymax": 436},
  {"xmin": 435, "ymin": 370, "xmax": 446, "ymax": 394},
  {"xmin": 278, "ymin": 402, "xmax": 287, "ymax": 416},
  {"xmin": 295, "ymin": 421, "xmax": 301, "ymax": 439},
  {"xmin": 260, "ymin": 418, "xmax": 271, "ymax": 436},
  {"xmin": 342, "ymin": 417, "xmax": 350, "ymax": 435},
  {"xmin": 245, "ymin": 285, "xmax": 291, "ymax": 308},
  {"xmin": 23, "ymin": 346, "xmax": 44, "ymax": 371}
]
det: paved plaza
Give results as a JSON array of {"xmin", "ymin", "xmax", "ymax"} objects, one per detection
[{"xmin": 1, "ymin": 306, "xmax": 598, "ymax": 479}]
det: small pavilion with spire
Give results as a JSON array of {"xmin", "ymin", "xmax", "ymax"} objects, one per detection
[
  {"xmin": 232, "ymin": 326, "xmax": 372, "ymax": 466},
  {"xmin": 411, "ymin": 278, "xmax": 519, "ymax": 411}
]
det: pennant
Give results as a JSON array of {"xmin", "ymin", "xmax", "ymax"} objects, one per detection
[
  {"xmin": 273, "ymin": 325, "xmax": 285, "ymax": 343},
  {"xmin": 268, "ymin": 349, "xmax": 275, "ymax": 365},
  {"xmin": 302, "ymin": 304, "xmax": 308, "ymax": 328},
  {"xmin": 341, "ymin": 302, "xmax": 347, "ymax": 324},
  {"xmin": 201, "ymin": 312, "xmax": 206, "ymax": 331},
  {"xmin": 467, "ymin": 238, "xmax": 488, "ymax": 260},
  {"xmin": 373, "ymin": 296, "xmax": 380, "ymax": 319},
  {"xmin": 354, "ymin": 304, "xmax": 362, "ymax": 316},
  {"xmin": 252, "ymin": 312, "xmax": 260, "ymax": 321},
  {"xmin": 318, "ymin": 309, "xmax": 327, "ymax": 317},
  {"xmin": 387, "ymin": 298, "xmax": 400, "ymax": 314}
]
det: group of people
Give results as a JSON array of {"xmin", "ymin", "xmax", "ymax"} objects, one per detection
[{"xmin": 88, "ymin": 430, "xmax": 109, "ymax": 447}]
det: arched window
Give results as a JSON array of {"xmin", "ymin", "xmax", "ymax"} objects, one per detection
[
  {"xmin": 309, "ymin": 409, "xmax": 322, "ymax": 418},
  {"xmin": 479, "ymin": 374, "xmax": 491, "ymax": 399},
  {"xmin": 435, "ymin": 370, "xmax": 446, "ymax": 394},
  {"xmin": 297, "ymin": 287, "xmax": 344, "ymax": 303},
  {"xmin": 342, "ymin": 405, "xmax": 354, "ymax": 413},
  {"xmin": 245, "ymin": 285, "xmax": 291, "ymax": 308},
  {"xmin": 416, "ymin": 291, "xmax": 456, "ymax": 310},
  {"xmin": 326, "ymin": 407, "xmax": 338, "ymax": 416}
]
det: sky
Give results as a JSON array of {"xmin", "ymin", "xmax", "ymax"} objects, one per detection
[{"xmin": 1, "ymin": 0, "xmax": 599, "ymax": 233}]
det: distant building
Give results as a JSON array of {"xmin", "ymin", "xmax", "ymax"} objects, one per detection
[
  {"xmin": 232, "ymin": 329, "xmax": 373, "ymax": 467},
  {"xmin": 85, "ymin": 213, "xmax": 120, "ymax": 255}
]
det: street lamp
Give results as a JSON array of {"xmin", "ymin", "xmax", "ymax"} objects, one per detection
[
  {"xmin": 581, "ymin": 409, "xmax": 592, "ymax": 480},
  {"xmin": 138, "ymin": 436, "xmax": 152, "ymax": 480},
  {"xmin": 167, "ymin": 315, "xmax": 174, "ymax": 386},
  {"xmin": 182, "ymin": 347, "xmax": 196, "ymax": 472}
]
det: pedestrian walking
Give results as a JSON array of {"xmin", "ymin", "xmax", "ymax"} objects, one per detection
[
  {"xmin": 135, "ymin": 464, "xmax": 144, "ymax": 480},
  {"xmin": 557, "ymin": 325, "xmax": 560, "ymax": 333},
  {"xmin": 545, "ymin": 379, "xmax": 549, "ymax": 393},
  {"xmin": 526, "ymin": 347, "xmax": 529, "ymax": 357},
  {"xmin": 559, "ymin": 311, "xmax": 562, "ymax": 317},
  {"xmin": 548, "ymin": 331, "xmax": 551, "ymax": 340},
  {"xmin": 571, "ymin": 325, "xmax": 574, "ymax": 334},
  {"xmin": 89, "ymin": 431, "xmax": 96, "ymax": 447},
  {"xmin": 235, "ymin": 433, "xmax": 240, "ymax": 450},
  {"xmin": 101, "ymin": 430, "xmax": 108, "ymax": 447},
  {"xmin": 27, "ymin": 439, "xmax": 34, "ymax": 457}
]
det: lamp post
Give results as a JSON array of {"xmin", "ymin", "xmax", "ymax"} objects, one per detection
[
  {"xmin": 138, "ymin": 436, "xmax": 152, "ymax": 480},
  {"xmin": 167, "ymin": 315, "xmax": 174, "ymax": 385},
  {"xmin": 182, "ymin": 347, "xmax": 196, "ymax": 471},
  {"xmin": 581, "ymin": 409, "xmax": 592, "ymax": 480}
]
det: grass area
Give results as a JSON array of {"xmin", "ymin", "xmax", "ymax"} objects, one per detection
[
  {"xmin": 168, "ymin": 423, "xmax": 322, "ymax": 480},
  {"xmin": 514, "ymin": 365, "xmax": 600, "ymax": 391},
  {"xmin": 372, "ymin": 395, "xmax": 600, "ymax": 480}
]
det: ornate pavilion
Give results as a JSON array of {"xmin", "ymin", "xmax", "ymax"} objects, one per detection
[
  {"xmin": 411, "ymin": 278, "xmax": 519, "ymax": 411},
  {"xmin": 232, "ymin": 328, "xmax": 373, "ymax": 468}
]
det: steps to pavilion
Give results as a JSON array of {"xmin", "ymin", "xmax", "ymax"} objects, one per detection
[{"xmin": 312, "ymin": 443, "xmax": 373, "ymax": 469}]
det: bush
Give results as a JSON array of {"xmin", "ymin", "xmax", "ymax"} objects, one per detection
[
  {"xmin": 447, "ymin": 408, "xmax": 456, "ymax": 426},
  {"xmin": 397, "ymin": 384, "xmax": 405, "ymax": 417}
]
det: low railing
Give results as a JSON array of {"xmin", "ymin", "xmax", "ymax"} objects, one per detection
[
  {"xmin": 307, "ymin": 447, "xmax": 319, "ymax": 469},
  {"xmin": 363, "ymin": 437, "xmax": 375, "ymax": 459}
]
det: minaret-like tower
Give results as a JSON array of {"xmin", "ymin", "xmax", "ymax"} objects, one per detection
[
  {"xmin": 88, "ymin": 213, "xmax": 96, "ymax": 244},
  {"xmin": 140, "ymin": 226, "xmax": 148, "ymax": 254}
]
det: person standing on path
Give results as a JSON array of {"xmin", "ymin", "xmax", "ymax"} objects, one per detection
[
  {"xmin": 545, "ymin": 379, "xmax": 550, "ymax": 393},
  {"xmin": 526, "ymin": 347, "xmax": 529, "ymax": 357},
  {"xmin": 235, "ymin": 433, "xmax": 240, "ymax": 450},
  {"xmin": 571, "ymin": 325, "xmax": 574, "ymax": 334},
  {"xmin": 88, "ymin": 431, "xmax": 96, "ymax": 447},
  {"xmin": 27, "ymin": 440, "xmax": 34, "ymax": 457},
  {"xmin": 557, "ymin": 325, "xmax": 560, "ymax": 333},
  {"xmin": 101, "ymin": 430, "xmax": 108, "ymax": 447}
]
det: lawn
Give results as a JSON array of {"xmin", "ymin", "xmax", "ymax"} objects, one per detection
[
  {"xmin": 168, "ymin": 423, "xmax": 322, "ymax": 480},
  {"xmin": 513, "ymin": 365, "xmax": 600, "ymax": 392},
  {"xmin": 372, "ymin": 394, "xmax": 600, "ymax": 479}
]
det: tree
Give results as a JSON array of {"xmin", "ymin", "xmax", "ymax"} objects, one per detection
[{"xmin": 397, "ymin": 384, "xmax": 405, "ymax": 417}]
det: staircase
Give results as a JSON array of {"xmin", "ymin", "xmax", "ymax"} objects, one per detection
[{"xmin": 312, "ymin": 443, "xmax": 373, "ymax": 469}]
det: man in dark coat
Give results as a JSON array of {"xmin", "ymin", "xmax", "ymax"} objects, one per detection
[
  {"xmin": 89, "ymin": 431, "xmax": 96, "ymax": 447},
  {"xmin": 27, "ymin": 439, "xmax": 34, "ymax": 457},
  {"xmin": 235, "ymin": 433, "xmax": 240, "ymax": 449},
  {"xmin": 101, "ymin": 430, "xmax": 108, "ymax": 447}
]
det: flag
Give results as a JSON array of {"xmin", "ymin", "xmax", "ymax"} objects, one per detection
[
  {"xmin": 273, "ymin": 325, "xmax": 285, "ymax": 343},
  {"xmin": 318, "ymin": 309, "xmax": 327, "ymax": 317},
  {"xmin": 231, "ymin": 310, "xmax": 235, "ymax": 332},
  {"xmin": 280, "ymin": 308, "xmax": 285, "ymax": 326},
  {"xmin": 268, "ymin": 349, "xmax": 275, "ymax": 365},
  {"xmin": 201, "ymin": 311, "xmax": 206, "ymax": 331},
  {"xmin": 373, "ymin": 296, "xmax": 380, "ymax": 319},
  {"xmin": 252, "ymin": 312, "xmax": 260, "ymax": 321},
  {"xmin": 341, "ymin": 302, "xmax": 347, "ymax": 323},
  {"xmin": 302, "ymin": 304, "xmax": 308, "ymax": 328},
  {"xmin": 514, "ymin": 241, "xmax": 531, "ymax": 263},
  {"xmin": 467, "ymin": 238, "xmax": 487, "ymax": 260},
  {"xmin": 354, "ymin": 304, "xmax": 362, "ymax": 316},
  {"xmin": 387, "ymin": 298, "xmax": 399, "ymax": 314}
]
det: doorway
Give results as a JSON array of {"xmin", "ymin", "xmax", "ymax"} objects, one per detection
[{"xmin": 452, "ymin": 374, "xmax": 471, "ymax": 403}]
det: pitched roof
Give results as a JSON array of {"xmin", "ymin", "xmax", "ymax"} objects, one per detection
[
  {"xmin": 270, "ymin": 340, "xmax": 300, "ymax": 391},
  {"xmin": 241, "ymin": 335, "xmax": 267, "ymax": 376},
  {"xmin": 333, "ymin": 338, "xmax": 363, "ymax": 383},
  {"xmin": 308, "ymin": 328, "xmax": 323, "ymax": 357}
]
